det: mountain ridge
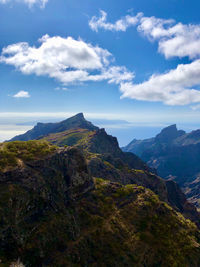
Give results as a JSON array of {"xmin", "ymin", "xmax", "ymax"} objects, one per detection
[
  {"xmin": 0, "ymin": 140, "xmax": 200, "ymax": 266},
  {"xmin": 1, "ymin": 114, "xmax": 200, "ymax": 265},
  {"xmin": 123, "ymin": 124, "xmax": 200, "ymax": 208},
  {"xmin": 8, "ymin": 114, "xmax": 200, "ymax": 224},
  {"xmin": 10, "ymin": 113, "xmax": 99, "ymax": 141}
]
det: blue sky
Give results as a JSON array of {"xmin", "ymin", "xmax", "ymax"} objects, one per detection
[{"xmin": 1, "ymin": 0, "xmax": 200, "ymax": 145}]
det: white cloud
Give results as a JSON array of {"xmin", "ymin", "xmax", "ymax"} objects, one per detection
[
  {"xmin": 55, "ymin": 87, "xmax": 68, "ymax": 91},
  {"xmin": 0, "ymin": 0, "xmax": 48, "ymax": 8},
  {"xmin": 89, "ymin": 10, "xmax": 200, "ymax": 105},
  {"xmin": 130, "ymin": 15, "xmax": 200, "ymax": 105},
  {"xmin": 0, "ymin": 34, "xmax": 133, "ymax": 86},
  {"xmin": 120, "ymin": 60, "xmax": 200, "ymax": 105},
  {"xmin": 90, "ymin": 10, "xmax": 200, "ymax": 60},
  {"xmin": 13, "ymin": 90, "xmax": 30, "ymax": 98},
  {"xmin": 89, "ymin": 10, "xmax": 142, "ymax": 32},
  {"xmin": 138, "ymin": 16, "xmax": 200, "ymax": 59}
]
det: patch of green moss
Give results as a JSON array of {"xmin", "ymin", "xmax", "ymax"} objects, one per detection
[
  {"xmin": 43, "ymin": 129, "xmax": 95, "ymax": 150},
  {"xmin": 132, "ymin": 169, "xmax": 145, "ymax": 174},
  {"xmin": 103, "ymin": 160, "xmax": 114, "ymax": 170},
  {"xmin": 0, "ymin": 140, "xmax": 57, "ymax": 171}
]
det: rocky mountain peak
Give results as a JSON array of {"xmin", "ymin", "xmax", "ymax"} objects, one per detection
[
  {"xmin": 10, "ymin": 113, "xmax": 99, "ymax": 141},
  {"xmin": 74, "ymin": 112, "xmax": 84, "ymax": 119},
  {"xmin": 62, "ymin": 112, "xmax": 85, "ymax": 123},
  {"xmin": 155, "ymin": 124, "xmax": 185, "ymax": 143},
  {"xmin": 189, "ymin": 129, "xmax": 200, "ymax": 139}
]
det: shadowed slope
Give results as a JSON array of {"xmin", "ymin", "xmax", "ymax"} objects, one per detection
[
  {"xmin": 123, "ymin": 124, "xmax": 200, "ymax": 208},
  {"xmin": 0, "ymin": 145, "xmax": 200, "ymax": 266}
]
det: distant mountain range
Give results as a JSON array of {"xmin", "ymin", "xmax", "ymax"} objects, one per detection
[
  {"xmin": 1, "ymin": 114, "xmax": 200, "ymax": 266},
  {"xmin": 123, "ymin": 124, "xmax": 200, "ymax": 208}
]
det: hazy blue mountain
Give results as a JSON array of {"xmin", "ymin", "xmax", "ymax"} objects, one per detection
[{"xmin": 123, "ymin": 124, "xmax": 200, "ymax": 208}]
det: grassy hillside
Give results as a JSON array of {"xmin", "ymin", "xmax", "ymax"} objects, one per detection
[
  {"xmin": 0, "ymin": 176, "xmax": 200, "ymax": 266},
  {"xmin": 0, "ymin": 140, "xmax": 56, "ymax": 172},
  {"xmin": 0, "ymin": 138, "xmax": 200, "ymax": 266},
  {"xmin": 42, "ymin": 128, "xmax": 95, "ymax": 148}
]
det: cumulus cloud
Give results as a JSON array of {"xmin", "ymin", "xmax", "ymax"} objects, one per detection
[
  {"xmin": 13, "ymin": 90, "xmax": 30, "ymax": 98},
  {"xmin": 90, "ymin": 10, "xmax": 200, "ymax": 60},
  {"xmin": 0, "ymin": 34, "xmax": 134, "ymax": 85},
  {"xmin": 120, "ymin": 60, "xmax": 200, "ymax": 105},
  {"xmin": 138, "ymin": 16, "xmax": 200, "ymax": 59},
  {"xmin": 0, "ymin": 0, "xmax": 48, "ymax": 8},
  {"xmin": 133, "ymin": 15, "xmax": 200, "ymax": 105},
  {"xmin": 89, "ymin": 10, "xmax": 142, "ymax": 32},
  {"xmin": 89, "ymin": 10, "xmax": 200, "ymax": 106}
]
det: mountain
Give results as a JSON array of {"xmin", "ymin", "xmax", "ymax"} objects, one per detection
[
  {"xmin": 10, "ymin": 113, "xmax": 151, "ymax": 173},
  {"xmin": 122, "ymin": 124, "xmax": 200, "ymax": 208},
  {"xmin": 8, "ymin": 114, "xmax": 200, "ymax": 223},
  {"xmin": 10, "ymin": 113, "xmax": 98, "ymax": 141},
  {"xmin": 39, "ymin": 124, "xmax": 200, "ymax": 222},
  {"xmin": 155, "ymin": 124, "xmax": 186, "ymax": 143},
  {"xmin": 1, "ymin": 140, "xmax": 200, "ymax": 266},
  {"xmin": 2, "ymin": 114, "xmax": 200, "ymax": 265}
]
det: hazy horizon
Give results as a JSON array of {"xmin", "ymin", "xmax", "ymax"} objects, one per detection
[{"xmin": 1, "ymin": 113, "xmax": 199, "ymax": 146}]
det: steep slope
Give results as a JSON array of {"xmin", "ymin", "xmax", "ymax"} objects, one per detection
[
  {"xmin": 10, "ymin": 113, "xmax": 98, "ymax": 141},
  {"xmin": 43, "ymin": 127, "xmax": 150, "ymax": 170},
  {"xmin": 41, "ymin": 124, "xmax": 200, "ymax": 225},
  {"xmin": 0, "ymin": 141, "xmax": 200, "ymax": 266},
  {"xmin": 155, "ymin": 124, "xmax": 186, "ymax": 143},
  {"xmin": 122, "ymin": 124, "xmax": 200, "ymax": 208},
  {"xmin": 10, "ymin": 114, "xmax": 200, "ymax": 220},
  {"xmin": 123, "ymin": 124, "xmax": 185, "ymax": 157}
]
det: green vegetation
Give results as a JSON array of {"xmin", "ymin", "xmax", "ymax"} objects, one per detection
[
  {"xmin": 1, "ymin": 172, "xmax": 200, "ymax": 266},
  {"xmin": 1, "ymin": 117, "xmax": 200, "ymax": 266},
  {"xmin": 103, "ymin": 160, "xmax": 115, "ymax": 169},
  {"xmin": 43, "ymin": 128, "xmax": 95, "ymax": 148},
  {"xmin": 0, "ymin": 140, "xmax": 57, "ymax": 171},
  {"xmin": 132, "ymin": 169, "xmax": 145, "ymax": 174}
]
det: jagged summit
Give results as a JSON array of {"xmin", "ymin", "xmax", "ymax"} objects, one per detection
[
  {"xmin": 10, "ymin": 113, "xmax": 99, "ymax": 141},
  {"xmin": 122, "ymin": 124, "xmax": 200, "ymax": 208},
  {"xmin": 61, "ymin": 112, "xmax": 85, "ymax": 123},
  {"xmin": 160, "ymin": 124, "xmax": 177, "ymax": 133},
  {"xmin": 155, "ymin": 124, "xmax": 185, "ymax": 142},
  {"xmin": 74, "ymin": 112, "xmax": 84, "ymax": 118}
]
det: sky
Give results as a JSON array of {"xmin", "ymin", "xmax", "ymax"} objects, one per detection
[{"xmin": 1, "ymin": 0, "xmax": 200, "ymax": 145}]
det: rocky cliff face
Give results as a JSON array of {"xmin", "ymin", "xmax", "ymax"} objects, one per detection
[
  {"xmin": 0, "ymin": 146, "xmax": 94, "ymax": 200},
  {"xmin": 38, "ymin": 121, "xmax": 200, "ymax": 225},
  {"xmin": 155, "ymin": 124, "xmax": 185, "ymax": 143},
  {"xmin": 2, "ymin": 115, "xmax": 200, "ymax": 265},
  {"xmin": 0, "ymin": 145, "xmax": 94, "ymax": 265},
  {"xmin": 123, "ymin": 124, "xmax": 200, "ymax": 209},
  {"xmin": 9, "ymin": 115, "xmax": 200, "ymax": 224},
  {"xmin": 0, "ymin": 143, "xmax": 200, "ymax": 266},
  {"xmin": 42, "ymin": 127, "xmax": 151, "ymax": 172}
]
